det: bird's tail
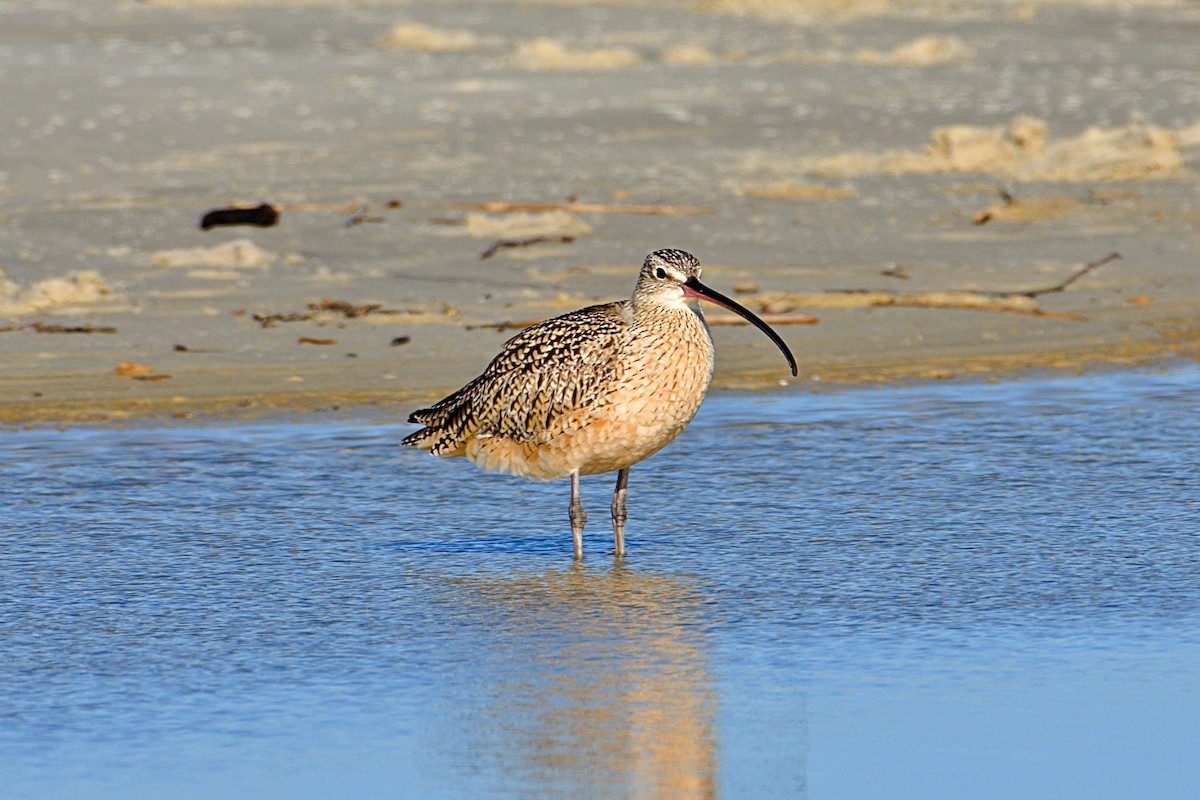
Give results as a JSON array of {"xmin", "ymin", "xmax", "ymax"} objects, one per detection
[{"xmin": 400, "ymin": 383, "xmax": 479, "ymax": 456}]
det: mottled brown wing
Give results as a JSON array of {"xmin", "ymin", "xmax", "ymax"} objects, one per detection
[{"xmin": 404, "ymin": 302, "xmax": 629, "ymax": 453}]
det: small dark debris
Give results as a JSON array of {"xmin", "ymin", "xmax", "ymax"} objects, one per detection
[
  {"xmin": 200, "ymin": 203, "xmax": 279, "ymax": 231},
  {"xmin": 344, "ymin": 204, "xmax": 384, "ymax": 227},
  {"xmin": 386, "ymin": 199, "xmax": 403, "ymax": 209},
  {"xmin": 174, "ymin": 344, "xmax": 189, "ymax": 352},
  {"xmin": 464, "ymin": 320, "xmax": 531, "ymax": 332},
  {"xmin": 298, "ymin": 336, "xmax": 338, "ymax": 345},
  {"xmin": 390, "ymin": 336, "xmax": 411, "ymax": 347}
]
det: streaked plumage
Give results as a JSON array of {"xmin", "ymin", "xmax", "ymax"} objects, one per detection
[{"xmin": 403, "ymin": 249, "xmax": 797, "ymax": 558}]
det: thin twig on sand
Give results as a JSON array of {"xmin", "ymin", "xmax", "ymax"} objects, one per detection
[
  {"xmin": 988, "ymin": 252, "xmax": 1122, "ymax": 298},
  {"xmin": 821, "ymin": 251, "xmax": 1122, "ymax": 319},
  {"xmin": 480, "ymin": 236, "xmax": 576, "ymax": 259}
]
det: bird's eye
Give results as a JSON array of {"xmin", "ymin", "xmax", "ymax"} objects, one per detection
[{"xmin": 654, "ymin": 267, "xmax": 667, "ymax": 279}]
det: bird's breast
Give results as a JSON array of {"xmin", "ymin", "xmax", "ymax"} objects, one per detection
[
  {"xmin": 563, "ymin": 307, "xmax": 714, "ymax": 475},
  {"xmin": 464, "ymin": 305, "xmax": 717, "ymax": 480},
  {"xmin": 614, "ymin": 307, "xmax": 714, "ymax": 420}
]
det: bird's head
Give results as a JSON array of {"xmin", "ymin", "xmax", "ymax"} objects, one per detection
[
  {"xmin": 634, "ymin": 248, "xmax": 703, "ymax": 305},
  {"xmin": 634, "ymin": 248, "xmax": 798, "ymax": 377}
]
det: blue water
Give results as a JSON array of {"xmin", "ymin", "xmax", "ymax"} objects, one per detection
[{"xmin": 3, "ymin": 367, "xmax": 1199, "ymax": 799}]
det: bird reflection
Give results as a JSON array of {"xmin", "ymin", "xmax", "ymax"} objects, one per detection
[{"xmin": 451, "ymin": 564, "xmax": 717, "ymax": 799}]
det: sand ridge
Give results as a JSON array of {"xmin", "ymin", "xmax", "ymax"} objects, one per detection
[{"xmin": 752, "ymin": 117, "xmax": 1193, "ymax": 182}]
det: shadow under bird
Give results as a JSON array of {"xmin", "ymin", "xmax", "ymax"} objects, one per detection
[{"xmin": 403, "ymin": 248, "xmax": 798, "ymax": 559}]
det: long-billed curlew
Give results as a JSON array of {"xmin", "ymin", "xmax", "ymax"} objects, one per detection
[{"xmin": 403, "ymin": 248, "xmax": 797, "ymax": 559}]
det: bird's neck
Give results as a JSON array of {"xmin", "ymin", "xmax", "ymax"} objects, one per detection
[
  {"xmin": 629, "ymin": 296, "xmax": 709, "ymax": 337},
  {"xmin": 630, "ymin": 290, "xmax": 694, "ymax": 318}
]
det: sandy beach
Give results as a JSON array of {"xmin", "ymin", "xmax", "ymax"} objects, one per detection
[{"xmin": 2, "ymin": 0, "xmax": 1198, "ymax": 426}]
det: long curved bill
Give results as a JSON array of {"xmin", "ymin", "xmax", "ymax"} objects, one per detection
[{"xmin": 683, "ymin": 276, "xmax": 798, "ymax": 377}]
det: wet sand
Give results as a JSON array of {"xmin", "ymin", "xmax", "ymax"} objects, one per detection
[{"xmin": 3, "ymin": 0, "xmax": 1199, "ymax": 426}]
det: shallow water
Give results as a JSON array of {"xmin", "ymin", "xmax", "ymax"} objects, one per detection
[{"xmin": 3, "ymin": 368, "xmax": 1200, "ymax": 799}]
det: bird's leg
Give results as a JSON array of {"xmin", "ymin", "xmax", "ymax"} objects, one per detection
[
  {"xmin": 569, "ymin": 470, "xmax": 586, "ymax": 560},
  {"xmin": 611, "ymin": 467, "xmax": 629, "ymax": 558}
]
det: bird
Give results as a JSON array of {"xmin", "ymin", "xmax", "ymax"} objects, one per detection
[{"xmin": 402, "ymin": 248, "xmax": 797, "ymax": 559}]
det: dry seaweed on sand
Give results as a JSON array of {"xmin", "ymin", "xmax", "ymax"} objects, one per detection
[{"xmin": 252, "ymin": 298, "xmax": 403, "ymax": 328}]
